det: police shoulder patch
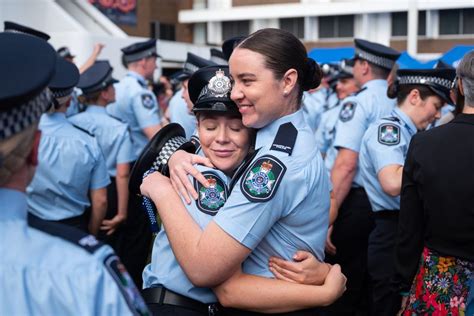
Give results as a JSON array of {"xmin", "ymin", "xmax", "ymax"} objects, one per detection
[
  {"xmin": 141, "ymin": 93, "xmax": 155, "ymax": 109},
  {"xmin": 339, "ymin": 101, "xmax": 356, "ymax": 122},
  {"xmin": 378, "ymin": 123, "xmax": 400, "ymax": 146},
  {"xmin": 241, "ymin": 155, "xmax": 286, "ymax": 203},
  {"xmin": 194, "ymin": 171, "xmax": 228, "ymax": 216},
  {"xmin": 104, "ymin": 255, "xmax": 150, "ymax": 315}
]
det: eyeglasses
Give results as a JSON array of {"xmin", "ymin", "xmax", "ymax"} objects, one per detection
[{"xmin": 451, "ymin": 76, "xmax": 459, "ymax": 90}]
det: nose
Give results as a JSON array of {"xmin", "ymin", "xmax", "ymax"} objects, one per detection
[
  {"xmin": 231, "ymin": 83, "xmax": 244, "ymax": 103},
  {"xmin": 215, "ymin": 126, "xmax": 230, "ymax": 143}
]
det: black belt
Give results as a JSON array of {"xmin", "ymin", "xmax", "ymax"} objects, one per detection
[{"xmin": 142, "ymin": 287, "xmax": 221, "ymax": 315}]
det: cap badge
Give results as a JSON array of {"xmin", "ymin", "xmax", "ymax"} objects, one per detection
[{"xmin": 208, "ymin": 69, "xmax": 231, "ymax": 97}]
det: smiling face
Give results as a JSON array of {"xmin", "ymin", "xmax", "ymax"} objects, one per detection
[
  {"xmin": 229, "ymin": 48, "xmax": 294, "ymax": 129},
  {"xmin": 197, "ymin": 113, "xmax": 252, "ymax": 175},
  {"xmin": 414, "ymin": 94, "xmax": 444, "ymax": 130}
]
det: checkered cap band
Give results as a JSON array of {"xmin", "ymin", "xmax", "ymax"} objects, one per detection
[
  {"xmin": 151, "ymin": 136, "xmax": 188, "ymax": 172},
  {"xmin": 0, "ymin": 89, "xmax": 52, "ymax": 140},
  {"xmin": 398, "ymin": 75, "xmax": 453, "ymax": 90},
  {"xmin": 51, "ymin": 87, "xmax": 74, "ymax": 99},
  {"xmin": 355, "ymin": 47, "xmax": 395, "ymax": 69}
]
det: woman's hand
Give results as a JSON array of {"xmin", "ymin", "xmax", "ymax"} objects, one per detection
[
  {"xmin": 140, "ymin": 171, "xmax": 173, "ymax": 201},
  {"xmin": 168, "ymin": 150, "xmax": 214, "ymax": 204},
  {"xmin": 268, "ymin": 251, "xmax": 331, "ymax": 285},
  {"xmin": 100, "ymin": 214, "xmax": 126, "ymax": 236},
  {"xmin": 322, "ymin": 264, "xmax": 347, "ymax": 304}
]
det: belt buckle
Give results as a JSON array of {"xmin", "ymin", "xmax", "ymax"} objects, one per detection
[{"xmin": 208, "ymin": 304, "xmax": 219, "ymax": 316}]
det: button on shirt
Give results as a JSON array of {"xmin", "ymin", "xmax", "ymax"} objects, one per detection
[
  {"xmin": 143, "ymin": 166, "xmax": 227, "ymax": 303},
  {"xmin": 214, "ymin": 110, "xmax": 331, "ymax": 277},
  {"xmin": 0, "ymin": 188, "xmax": 144, "ymax": 315},
  {"xmin": 27, "ymin": 113, "xmax": 110, "ymax": 220},
  {"xmin": 333, "ymin": 79, "xmax": 396, "ymax": 187},
  {"xmin": 359, "ymin": 107, "xmax": 417, "ymax": 211},
  {"xmin": 168, "ymin": 88, "xmax": 197, "ymax": 139},
  {"xmin": 107, "ymin": 71, "xmax": 161, "ymax": 157},
  {"xmin": 69, "ymin": 105, "xmax": 135, "ymax": 177}
]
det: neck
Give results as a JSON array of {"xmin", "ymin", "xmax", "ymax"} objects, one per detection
[
  {"xmin": 128, "ymin": 66, "xmax": 145, "ymax": 78},
  {"xmin": 462, "ymin": 104, "xmax": 474, "ymax": 114}
]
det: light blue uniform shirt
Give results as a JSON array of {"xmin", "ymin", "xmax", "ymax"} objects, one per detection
[
  {"xmin": 27, "ymin": 113, "xmax": 110, "ymax": 220},
  {"xmin": 65, "ymin": 88, "xmax": 84, "ymax": 117},
  {"xmin": 0, "ymin": 188, "xmax": 149, "ymax": 315},
  {"xmin": 214, "ymin": 110, "xmax": 331, "ymax": 277},
  {"xmin": 333, "ymin": 79, "xmax": 396, "ymax": 187},
  {"xmin": 168, "ymin": 88, "xmax": 197, "ymax": 139},
  {"xmin": 315, "ymin": 100, "xmax": 341, "ymax": 168},
  {"xmin": 143, "ymin": 166, "xmax": 228, "ymax": 303},
  {"xmin": 359, "ymin": 107, "xmax": 417, "ymax": 211},
  {"xmin": 302, "ymin": 90, "xmax": 327, "ymax": 132},
  {"xmin": 107, "ymin": 71, "xmax": 161, "ymax": 157},
  {"xmin": 69, "ymin": 105, "xmax": 135, "ymax": 177}
]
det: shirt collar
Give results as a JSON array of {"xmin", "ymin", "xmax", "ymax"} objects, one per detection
[
  {"xmin": 0, "ymin": 188, "xmax": 27, "ymax": 221},
  {"xmin": 126, "ymin": 71, "xmax": 147, "ymax": 86},
  {"xmin": 393, "ymin": 107, "xmax": 417, "ymax": 136},
  {"xmin": 362, "ymin": 79, "xmax": 387, "ymax": 90},
  {"xmin": 255, "ymin": 109, "xmax": 305, "ymax": 150},
  {"xmin": 85, "ymin": 105, "xmax": 107, "ymax": 114},
  {"xmin": 40, "ymin": 112, "xmax": 68, "ymax": 126}
]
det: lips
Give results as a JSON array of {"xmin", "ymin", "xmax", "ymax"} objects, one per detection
[
  {"xmin": 212, "ymin": 150, "xmax": 234, "ymax": 158},
  {"xmin": 238, "ymin": 103, "xmax": 253, "ymax": 114}
]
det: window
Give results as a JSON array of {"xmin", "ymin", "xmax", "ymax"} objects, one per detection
[
  {"xmin": 151, "ymin": 22, "xmax": 176, "ymax": 41},
  {"xmin": 440, "ymin": 9, "xmax": 474, "ymax": 35},
  {"xmin": 280, "ymin": 18, "xmax": 304, "ymax": 39},
  {"xmin": 391, "ymin": 11, "xmax": 426, "ymax": 36},
  {"xmin": 222, "ymin": 20, "xmax": 250, "ymax": 40},
  {"xmin": 319, "ymin": 15, "xmax": 354, "ymax": 38}
]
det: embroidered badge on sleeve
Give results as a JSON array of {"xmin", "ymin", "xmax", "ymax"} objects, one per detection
[
  {"xmin": 378, "ymin": 123, "xmax": 400, "ymax": 145},
  {"xmin": 141, "ymin": 94, "xmax": 154, "ymax": 109},
  {"xmin": 195, "ymin": 172, "xmax": 228, "ymax": 215},
  {"xmin": 241, "ymin": 155, "xmax": 286, "ymax": 203},
  {"xmin": 339, "ymin": 102, "xmax": 356, "ymax": 122}
]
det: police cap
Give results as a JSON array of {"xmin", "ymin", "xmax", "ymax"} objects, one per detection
[
  {"xmin": 49, "ymin": 57, "xmax": 80, "ymax": 99},
  {"xmin": 189, "ymin": 66, "xmax": 239, "ymax": 116},
  {"xmin": 397, "ymin": 68, "xmax": 456, "ymax": 104},
  {"xmin": 354, "ymin": 39, "xmax": 401, "ymax": 70},
  {"xmin": 0, "ymin": 33, "xmax": 56, "ymax": 140},
  {"xmin": 174, "ymin": 52, "xmax": 217, "ymax": 82},
  {"xmin": 57, "ymin": 46, "xmax": 75, "ymax": 59},
  {"xmin": 222, "ymin": 36, "xmax": 246, "ymax": 61},
  {"xmin": 3, "ymin": 21, "xmax": 50, "ymax": 41},
  {"xmin": 121, "ymin": 39, "xmax": 159, "ymax": 63},
  {"xmin": 77, "ymin": 60, "xmax": 118, "ymax": 95},
  {"xmin": 210, "ymin": 48, "xmax": 227, "ymax": 65}
]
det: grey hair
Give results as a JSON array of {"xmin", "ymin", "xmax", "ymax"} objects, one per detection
[{"xmin": 456, "ymin": 50, "xmax": 474, "ymax": 106}]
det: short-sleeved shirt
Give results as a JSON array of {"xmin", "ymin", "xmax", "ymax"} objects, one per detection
[
  {"xmin": 213, "ymin": 110, "xmax": 331, "ymax": 277},
  {"xmin": 359, "ymin": 107, "xmax": 417, "ymax": 211},
  {"xmin": 107, "ymin": 71, "xmax": 161, "ymax": 157},
  {"xmin": 0, "ymin": 188, "xmax": 149, "ymax": 316},
  {"xmin": 302, "ymin": 90, "xmax": 330, "ymax": 132},
  {"xmin": 143, "ymin": 166, "xmax": 228, "ymax": 303},
  {"xmin": 315, "ymin": 99, "xmax": 341, "ymax": 168},
  {"xmin": 333, "ymin": 79, "xmax": 396, "ymax": 187},
  {"xmin": 27, "ymin": 113, "xmax": 110, "ymax": 220},
  {"xmin": 69, "ymin": 105, "xmax": 135, "ymax": 177},
  {"xmin": 168, "ymin": 88, "xmax": 197, "ymax": 139}
]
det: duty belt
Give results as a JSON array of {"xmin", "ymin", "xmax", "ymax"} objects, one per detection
[{"xmin": 142, "ymin": 286, "xmax": 221, "ymax": 315}]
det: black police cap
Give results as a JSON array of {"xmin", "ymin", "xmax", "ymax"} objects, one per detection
[
  {"xmin": 189, "ymin": 66, "xmax": 239, "ymax": 116},
  {"xmin": 121, "ymin": 39, "xmax": 159, "ymax": 63},
  {"xmin": 434, "ymin": 60, "xmax": 454, "ymax": 70},
  {"xmin": 0, "ymin": 33, "xmax": 56, "ymax": 140},
  {"xmin": 174, "ymin": 52, "xmax": 217, "ymax": 82},
  {"xmin": 49, "ymin": 57, "xmax": 80, "ymax": 99},
  {"xmin": 210, "ymin": 48, "xmax": 227, "ymax": 65},
  {"xmin": 354, "ymin": 39, "xmax": 401, "ymax": 69},
  {"xmin": 222, "ymin": 36, "xmax": 246, "ymax": 61},
  {"xmin": 57, "ymin": 46, "xmax": 75, "ymax": 59},
  {"xmin": 77, "ymin": 60, "xmax": 118, "ymax": 95},
  {"xmin": 396, "ymin": 68, "xmax": 456, "ymax": 104},
  {"xmin": 3, "ymin": 21, "xmax": 50, "ymax": 41}
]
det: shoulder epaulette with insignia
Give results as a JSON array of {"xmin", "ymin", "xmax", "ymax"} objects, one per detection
[
  {"xmin": 382, "ymin": 116, "xmax": 401, "ymax": 123},
  {"xmin": 353, "ymin": 87, "xmax": 367, "ymax": 96},
  {"xmin": 28, "ymin": 213, "xmax": 103, "ymax": 254},
  {"xmin": 241, "ymin": 155, "xmax": 286, "ymax": 203},
  {"xmin": 270, "ymin": 122, "xmax": 297, "ymax": 156},
  {"xmin": 72, "ymin": 123, "xmax": 95, "ymax": 137},
  {"xmin": 378, "ymin": 123, "xmax": 400, "ymax": 146},
  {"xmin": 193, "ymin": 171, "xmax": 228, "ymax": 215}
]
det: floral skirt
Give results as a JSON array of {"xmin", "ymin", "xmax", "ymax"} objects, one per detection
[{"xmin": 402, "ymin": 247, "xmax": 474, "ymax": 316}]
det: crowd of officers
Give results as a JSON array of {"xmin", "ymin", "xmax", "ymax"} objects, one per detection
[{"xmin": 0, "ymin": 19, "xmax": 471, "ymax": 316}]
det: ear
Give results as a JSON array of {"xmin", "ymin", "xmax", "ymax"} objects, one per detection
[
  {"xmin": 360, "ymin": 60, "xmax": 370, "ymax": 76},
  {"xmin": 407, "ymin": 88, "xmax": 421, "ymax": 106},
  {"xmin": 27, "ymin": 130, "xmax": 42, "ymax": 166},
  {"xmin": 282, "ymin": 68, "xmax": 298, "ymax": 95}
]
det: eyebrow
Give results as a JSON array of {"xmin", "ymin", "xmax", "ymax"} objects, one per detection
[{"xmin": 236, "ymin": 73, "xmax": 256, "ymax": 79}]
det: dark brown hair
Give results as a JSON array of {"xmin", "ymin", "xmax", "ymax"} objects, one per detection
[
  {"xmin": 387, "ymin": 84, "xmax": 438, "ymax": 105},
  {"xmin": 237, "ymin": 28, "xmax": 322, "ymax": 104},
  {"xmin": 77, "ymin": 90, "xmax": 101, "ymax": 105}
]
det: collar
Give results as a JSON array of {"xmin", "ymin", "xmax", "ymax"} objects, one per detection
[
  {"xmin": 85, "ymin": 105, "xmax": 107, "ymax": 114},
  {"xmin": 362, "ymin": 79, "xmax": 387, "ymax": 90},
  {"xmin": 392, "ymin": 107, "xmax": 417, "ymax": 136},
  {"xmin": 40, "ymin": 112, "xmax": 68, "ymax": 126},
  {"xmin": 0, "ymin": 188, "xmax": 27, "ymax": 221},
  {"xmin": 126, "ymin": 71, "xmax": 147, "ymax": 87},
  {"xmin": 451, "ymin": 113, "xmax": 474, "ymax": 126},
  {"xmin": 255, "ymin": 110, "xmax": 304, "ymax": 150}
]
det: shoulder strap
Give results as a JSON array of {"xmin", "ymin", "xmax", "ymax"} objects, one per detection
[
  {"xmin": 71, "ymin": 123, "xmax": 95, "ymax": 137},
  {"xmin": 270, "ymin": 122, "xmax": 298, "ymax": 156}
]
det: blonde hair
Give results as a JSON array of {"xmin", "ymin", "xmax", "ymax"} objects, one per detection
[{"xmin": 0, "ymin": 123, "xmax": 37, "ymax": 186}]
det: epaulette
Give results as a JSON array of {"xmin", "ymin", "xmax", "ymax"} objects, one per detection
[
  {"xmin": 353, "ymin": 87, "xmax": 367, "ymax": 96},
  {"xmin": 382, "ymin": 116, "xmax": 401, "ymax": 123},
  {"xmin": 72, "ymin": 123, "xmax": 95, "ymax": 137},
  {"xmin": 270, "ymin": 122, "xmax": 298, "ymax": 156},
  {"xmin": 28, "ymin": 213, "xmax": 103, "ymax": 254},
  {"xmin": 107, "ymin": 112, "xmax": 126, "ymax": 124}
]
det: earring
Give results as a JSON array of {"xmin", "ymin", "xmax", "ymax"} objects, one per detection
[{"xmin": 283, "ymin": 91, "xmax": 288, "ymax": 96}]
